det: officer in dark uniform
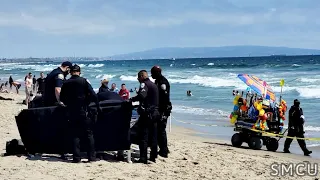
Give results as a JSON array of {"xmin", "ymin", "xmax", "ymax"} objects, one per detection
[
  {"xmin": 283, "ymin": 99, "xmax": 312, "ymax": 156},
  {"xmin": 60, "ymin": 64, "xmax": 101, "ymax": 163},
  {"xmin": 151, "ymin": 65, "xmax": 172, "ymax": 158},
  {"xmin": 130, "ymin": 70, "xmax": 160, "ymax": 164},
  {"xmin": 43, "ymin": 61, "xmax": 72, "ymax": 106},
  {"xmin": 41, "ymin": 61, "xmax": 72, "ymax": 159}
]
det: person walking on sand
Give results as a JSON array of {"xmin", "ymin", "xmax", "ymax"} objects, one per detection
[
  {"xmin": 25, "ymin": 72, "xmax": 33, "ymax": 106},
  {"xmin": 283, "ymin": 99, "xmax": 312, "ymax": 156},
  {"xmin": 9, "ymin": 76, "xmax": 13, "ymax": 89}
]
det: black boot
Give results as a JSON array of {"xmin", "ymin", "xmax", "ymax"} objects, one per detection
[
  {"xmin": 158, "ymin": 151, "xmax": 168, "ymax": 158},
  {"xmin": 304, "ymin": 150, "xmax": 312, "ymax": 156},
  {"xmin": 60, "ymin": 154, "xmax": 68, "ymax": 160},
  {"xmin": 283, "ymin": 149, "xmax": 291, "ymax": 153},
  {"xmin": 135, "ymin": 158, "xmax": 149, "ymax": 164},
  {"xmin": 72, "ymin": 158, "xmax": 81, "ymax": 163}
]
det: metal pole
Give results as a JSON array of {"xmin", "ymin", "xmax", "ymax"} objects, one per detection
[{"xmin": 169, "ymin": 114, "xmax": 172, "ymax": 132}]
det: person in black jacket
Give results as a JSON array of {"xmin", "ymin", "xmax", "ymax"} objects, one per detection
[
  {"xmin": 283, "ymin": 99, "xmax": 312, "ymax": 156},
  {"xmin": 151, "ymin": 65, "xmax": 172, "ymax": 157},
  {"xmin": 43, "ymin": 61, "xmax": 72, "ymax": 106},
  {"xmin": 60, "ymin": 64, "xmax": 101, "ymax": 163},
  {"xmin": 98, "ymin": 79, "xmax": 109, "ymax": 93},
  {"xmin": 36, "ymin": 72, "xmax": 46, "ymax": 95},
  {"xmin": 130, "ymin": 70, "xmax": 160, "ymax": 164}
]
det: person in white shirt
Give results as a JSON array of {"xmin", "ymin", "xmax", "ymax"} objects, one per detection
[
  {"xmin": 109, "ymin": 83, "xmax": 119, "ymax": 93},
  {"xmin": 25, "ymin": 72, "xmax": 33, "ymax": 106}
]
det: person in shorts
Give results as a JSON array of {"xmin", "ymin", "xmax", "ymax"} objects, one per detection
[{"xmin": 25, "ymin": 72, "xmax": 33, "ymax": 106}]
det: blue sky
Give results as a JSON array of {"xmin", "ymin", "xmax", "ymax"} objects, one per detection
[{"xmin": 0, "ymin": 0, "xmax": 319, "ymax": 58}]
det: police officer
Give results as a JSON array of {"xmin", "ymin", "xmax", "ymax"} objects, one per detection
[
  {"xmin": 283, "ymin": 99, "xmax": 312, "ymax": 156},
  {"xmin": 151, "ymin": 65, "xmax": 172, "ymax": 158},
  {"xmin": 43, "ymin": 61, "xmax": 72, "ymax": 106},
  {"xmin": 130, "ymin": 70, "xmax": 160, "ymax": 164},
  {"xmin": 41, "ymin": 61, "xmax": 72, "ymax": 159},
  {"xmin": 60, "ymin": 64, "xmax": 101, "ymax": 163}
]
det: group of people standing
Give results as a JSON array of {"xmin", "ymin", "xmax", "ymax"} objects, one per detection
[
  {"xmin": 98, "ymin": 79, "xmax": 130, "ymax": 100},
  {"xmin": 129, "ymin": 66, "xmax": 172, "ymax": 163},
  {"xmin": 24, "ymin": 72, "xmax": 45, "ymax": 106},
  {"xmin": 33, "ymin": 61, "xmax": 171, "ymax": 164}
]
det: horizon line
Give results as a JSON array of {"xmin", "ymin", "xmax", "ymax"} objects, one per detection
[{"xmin": 1, "ymin": 54, "xmax": 320, "ymax": 61}]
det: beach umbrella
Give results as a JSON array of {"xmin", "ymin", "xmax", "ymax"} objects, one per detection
[{"xmin": 237, "ymin": 74, "xmax": 276, "ymax": 101}]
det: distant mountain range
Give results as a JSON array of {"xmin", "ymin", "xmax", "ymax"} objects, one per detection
[{"xmin": 110, "ymin": 45, "xmax": 320, "ymax": 60}]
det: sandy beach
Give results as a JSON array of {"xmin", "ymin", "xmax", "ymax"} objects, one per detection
[{"xmin": 0, "ymin": 92, "xmax": 319, "ymax": 180}]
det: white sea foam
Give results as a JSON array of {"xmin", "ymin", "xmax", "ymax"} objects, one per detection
[
  {"xmin": 0, "ymin": 63, "xmax": 105, "ymax": 72},
  {"xmin": 119, "ymin": 75, "xmax": 155, "ymax": 82},
  {"xmin": 88, "ymin": 64, "xmax": 104, "ymax": 68},
  {"xmin": 296, "ymin": 87, "xmax": 320, "ymax": 98},
  {"xmin": 168, "ymin": 75, "xmax": 246, "ymax": 89},
  {"xmin": 307, "ymin": 144, "xmax": 320, "ymax": 147},
  {"xmin": 298, "ymin": 77, "xmax": 320, "ymax": 83},
  {"xmin": 172, "ymin": 105, "xmax": 229, "ymax": 117},
  {"xmin": 95, "ymin": 74, "xmax": 116, "ymax": 80}
]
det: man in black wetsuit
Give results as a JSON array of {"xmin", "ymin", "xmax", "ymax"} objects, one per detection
[
  {"xmin": 60, "ymin": 64, "xmax": 101, "ymax": 163},
  {"xmin": 130, "ymin": 70, "xmax": 160, "ymax": 164},
  {"xmin": 151, "ymin": 65, "xmax": 172, "ymax": 158},
  {"xmin": 283, "ymin": 99, "xmax": 312, "ymax": 156}
]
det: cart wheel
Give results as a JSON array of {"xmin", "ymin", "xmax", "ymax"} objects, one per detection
[
  {"xmin": 266, "ymin": 138, "xmax": 279, "ymax": 152},
  {"xmin": 248, "ymin": 137, "xmax": 262, "ymax": 150},
  {"xmin": 231, "ymin": 133, "xmax": 243, "ymax": 147}
]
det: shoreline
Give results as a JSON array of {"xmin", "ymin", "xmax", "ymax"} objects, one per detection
[{"xmin": 0, "ymin": 93, "xmax": 319, "ymax": 180}]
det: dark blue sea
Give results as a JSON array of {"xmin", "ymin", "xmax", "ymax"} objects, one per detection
[{"xmin": 1, "ymin": 55, "xmax": 320, "ymax": 155}]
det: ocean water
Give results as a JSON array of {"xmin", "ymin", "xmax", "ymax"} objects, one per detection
[{"xmin": 1, "ymin": 55, "xmax": 320, "ymax": 152}]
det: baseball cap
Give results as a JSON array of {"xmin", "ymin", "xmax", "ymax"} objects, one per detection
[
  {"xmin": 71, "ymin": 64, "xmax": 81, "ymax": 72},
  {"xmin": 61, "ymin": 61, "xmax": 72, "ymax": 67}
]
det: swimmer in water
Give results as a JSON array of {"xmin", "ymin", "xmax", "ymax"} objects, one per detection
[{"xmin": 187, "ymin": 90, "xmax": 192, "ymax": 96}]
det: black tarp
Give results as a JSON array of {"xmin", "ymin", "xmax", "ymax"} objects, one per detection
[
  {"xmin": 15, "ymin": 100, "xmax": 132, "ymax": 154},
  {"xmin": 97, "ymin": 91, "xmax": 140, "ymax": 145}
]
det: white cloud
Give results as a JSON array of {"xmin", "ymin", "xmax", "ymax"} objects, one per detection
[
  {"xmin": 0, "ymin": 4, "xmax": 316, "ymax": 35},
  {"xmin": 0, "ymin": 12, "xmax": 116, "ymax": 35}
]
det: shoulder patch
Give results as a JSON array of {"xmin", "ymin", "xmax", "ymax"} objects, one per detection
[
  {"xmin": 161, "ymin": 84, "xmax": 166, "ymax": 90},
  {"xmin": 57, "ymin": 74, "xmax": 64, "ymax": 80},
  {"xmin": 140, "ymin": 83, "xmax": 145, "ymax": 88},
  {"xmin": 86, "ymin": 78, "xmax": 91, "ymax": 84}
]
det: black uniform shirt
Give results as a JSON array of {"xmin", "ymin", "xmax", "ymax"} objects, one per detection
[
  {"xmin": 43, "ymin": 67, "xmax": 65, "ymax": 105},
  {"xmin": 131, "ymin": 78, "xmax": 159, "ymax": 110},
  {"xmin": 36, "ymin": 77, "xmax": 46, "ymax": 93},
  {"xmin": 288, "ymin": 105, "xmax": 304, "ymax": 127},
  {"xmin": 155, "ymin": 75, "xmax": 171, "ymax": 113},
  {"xmin": 60, "ymin": 75, "xmax": 99, "ymax": 110}
]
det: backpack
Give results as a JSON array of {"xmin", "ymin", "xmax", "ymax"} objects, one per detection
[{"xmin": 4, "ymin": 139, "xmax": 26, "ymax": 156}]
